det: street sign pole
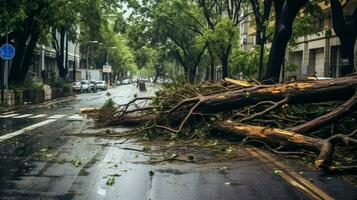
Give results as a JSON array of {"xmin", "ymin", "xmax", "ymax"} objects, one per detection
[
  {"xmin": 1, "ymin": 60, "xmax": 4, "ymax": 104},
  {"xmin": 0, "ymin": 40, "xmax": 16, "ymax": 104}
]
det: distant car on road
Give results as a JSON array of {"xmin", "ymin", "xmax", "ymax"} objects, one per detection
[
  {"xmin": 89, "ymin": 80, "xmax": 98, "ymax": 92},
  {"xmin": 72, "ymin": 81, "xmax": 82, "ymax": 93},
  {"xmin": 80, "ymin": 80, "xmax": 90, "ymax": 93},
  {"xmin": 96, "ymin": 81, "xmax": 107, "ymax": 91},
  {"xmin": 122, "ymin": 79, "xmax": 132, "ymax": 85}
]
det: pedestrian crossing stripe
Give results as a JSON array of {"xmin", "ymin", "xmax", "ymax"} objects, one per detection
[
  {"xmin": 0, "ymin": 113, "xmax": 84, "ymax": 120},
  {"xmin": 47, "ymin": 114, "xmax": 66, "ymax": 119},
  {"xmin": 2, "ymin": 111, "xmax": 15, "ymax": 115},
  {"xmin": 0, "ymin": 114, "xmax": 19, "ymax": 118},
  {"xmin": 29, "ymin": 114, "xmax": 48, "ymax": 119},
  {"xmin": 13, "ymin": 114, "xmax": 34, "ymax": 119}
]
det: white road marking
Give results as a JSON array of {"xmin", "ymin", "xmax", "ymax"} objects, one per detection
[
  {"xmin": 29, "ymin": 114, "xmax": 48, "ymax": 119},
  {"xmin": 68, "ymin": 114, "xmax": 84, "ymax": 119},
  {"xmin": 13, "ymin": 114, "xmax": 34, "ymax": 119},
  {"xmin": 3, "ymin": 111, "xmax": 15, "ymax": 115},
  {"xmin": 48, "ymin": 114, "xmax": 66, "ymax": 119},
  {"xmin": 0, "ymin": 114, "xmax": 19, "ymax": 118},
  {"xmin": 0, "ymin": 119, "xmax": 56, "ymax": 142}
]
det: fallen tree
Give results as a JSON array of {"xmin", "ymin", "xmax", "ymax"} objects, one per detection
[
  {"xmin": 93, "ymin": 74, "xmax": 357, "ymax": 173},
  {"xmin": 212, "ymin": 121, "xmax": 357, "ymax": 173}
]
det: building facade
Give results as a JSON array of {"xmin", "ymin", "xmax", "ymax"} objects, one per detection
[
  {"xmin": 28, "ymin": 31, "xmax": 81, "ymax": 82},
  {"xmin": 240, "ymin": 1, "xmax": 357, "ymax": 80}
]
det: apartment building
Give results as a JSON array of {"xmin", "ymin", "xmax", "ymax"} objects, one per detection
[
  {"xmin": 240, "ymin": 1, "xmax": 357, "ymax": 80},
  {"xmin": 27, "ymin": 31, "xmax": 80, "ymax": 82}
]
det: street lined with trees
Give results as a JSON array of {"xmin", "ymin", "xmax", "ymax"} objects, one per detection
[{"xmin": 0, "ymin": 0, "xmax": 357, "ymax": 199}]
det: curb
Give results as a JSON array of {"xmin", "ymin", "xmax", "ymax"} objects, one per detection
[{"xmin": 0, "ymin": 95, "xmax": 77, "ymax": 114}]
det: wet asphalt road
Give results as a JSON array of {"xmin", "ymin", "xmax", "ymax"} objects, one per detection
[{"xmin": 0, "ymin": 84, "xmax": 356, "ymax": 200}]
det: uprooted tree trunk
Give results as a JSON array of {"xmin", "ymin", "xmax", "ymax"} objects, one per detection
[
  {"xmin": 98, "ymin": 74, "xmax": 357, "ymax": 172},
  {"xmin": 212, "ymin": 121, "xmax": 357, "ymax": 173},
  {"xmin": 112, "ymin": 74, "xmax": 357, "ymax": 128}
]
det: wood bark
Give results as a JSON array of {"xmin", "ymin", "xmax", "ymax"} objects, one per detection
[
  {"xmin": 112, "ymin": 75, "xmax": 357, "ymax": 128},
  {"xmin": 220, "ymin": 44, "xmax": 231, "ymax": 79},
  {"xmin": 8, "ymin": 4, "xmax": 45, "ymax": 83},
  {"xmin": 195, "ymin": 74, "xmax": 357, "ymax": 114},
  {"xmin": 265, "ymin": 0, "xmax": 308, "ymax": 81},
  {"xmin": 212, "ymin": 121, "xmax": 357, "ymax": 172},
  {"xmin": 250, "ymin": 0, "xmax": 272, "ymax": 80},
  {"xmin": 330, "ymin": 0, "xmax": 357, "ymax": 76}
]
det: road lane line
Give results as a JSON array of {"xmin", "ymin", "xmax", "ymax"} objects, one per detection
[
  {"xmin": 13, "ymin": 114, "xmax": 34, "ymax": 119},
  {"xmin": 253, "ymin": 148, "xmax": 334, "ymax": 200},
  {"xmin": 29, "ymin": 114, "xmax": 48, "ymax": 119},
  {"xmin": 248, "ymin": 149, "xmax": 322, "ymax": 200},
  {"xmin": 0, "ymin": 119, "xmax": 56, "ymax": 142},
  {"xmin": 0, "ymin": 114, "xmax": 19, "ymax": 118},
  {"xmin": 247, "ymin": 148, "xmax": 334, "ymax": 200},
  {"xmin": 48, "ymin": 114, "xmax": 66, "ymax": 119}
]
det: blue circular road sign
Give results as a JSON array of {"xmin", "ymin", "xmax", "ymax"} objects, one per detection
[{"xmin": 0, "ymin": 44, "xmax": 15, "ymax": 60}]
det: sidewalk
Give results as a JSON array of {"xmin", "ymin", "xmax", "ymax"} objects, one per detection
[{"xmin": 0, "ymin": 95, "xmax": 77, "ymax": 113}]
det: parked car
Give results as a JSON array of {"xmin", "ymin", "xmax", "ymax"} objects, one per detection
[
  {"xmin": 96, "ymin": 81, "xmax": 107, "ymax": 91},
  {"xmin": 80, "ymin": 80, "xmax": 90, "ymax": 92},
  {"xmin": 72, "ymin": 81, "xmax": 82, "ymax": 93},
  {"xmin": 89, "ymin": 80, "xmax": 98, "ymax": 92},
  {"xmin": 122, "ymin": 79, "xmax": 132, "ymax": 84}
]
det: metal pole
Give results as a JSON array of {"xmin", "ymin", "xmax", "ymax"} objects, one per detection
[
  {"xmin": 86, "ymin": 45, "xmax": 89, "ymax": 80},
  {"xmin": 1, "ymin": 60, "xmax": 4, "ymax": 104},
  {"xmin": 1, "ymin": 33, "xmax": 9, "ymax": 104}
]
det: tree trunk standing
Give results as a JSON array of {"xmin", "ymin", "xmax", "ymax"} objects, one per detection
[
  {"xmin": 250, "ymin": 0, "xmax": 272, "ymax": 80},
  {"xmin": 220, "ymin": 44, "xmax": 232, "ymax": 80},
  {"xmin": 18, "ymin": 32, "xmax": 40, "ymax": 81},
  {"xmin": 329, "ymin": 0, "xmax": 357, "ymax": 76},
  {"xmin": 188, "ymin": 67, "xmax": 196, "ymax": 84},
  {"xmin": 9, "ymin": 32, "xmax": 29, "ymax": 82},
  {"xmin": 58, "ymin": 27, "xmax": 66, "ymax": 79},
  {"xmin": 258, "ymin": 29, "xmax": 266, "ymax": 80},
  {"xmin": 340, "ymin": 39, "xmax": 356, "ymax": 75},
  {"xmin": 8, "ymin": 4, "xmax": 45, "ymax": 83},
  {"xmin": 265, "ymin": 0, "xmax": 308, "ymax": 82},
  {"xmin": 209, "ymin": 48, "xmax": 215, "ymax": 82},
  {"xmin": 65, "ymin": 35, "xmax": 69, "ymax": 80},
  {"xmin": 153, "ymin": 64, "xmax": 160, "ymax": 83}
]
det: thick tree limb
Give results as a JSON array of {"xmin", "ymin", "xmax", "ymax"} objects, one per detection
[
  {"xmin": 289, "ymin": 92, "xmax": 357, "ymax": 133},
  {"xmin": 212, "ymin": 121, "xmax": 357, "ymax": 173}
]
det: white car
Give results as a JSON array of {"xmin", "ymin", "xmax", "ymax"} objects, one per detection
[
  {"xmin": 96, "ymin": 81, "xmax": 107, "ymax": 91},
  {"xmin": 72, "ymin": 81, "xmax": 82, "ymax": 92},
  {"xmin": 122, "ymin": 79, "xmax": 132, "ymax": 84},
  {"xmin": 80, "ymin": 80, "xmax": 90, "ymax": 92}
]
